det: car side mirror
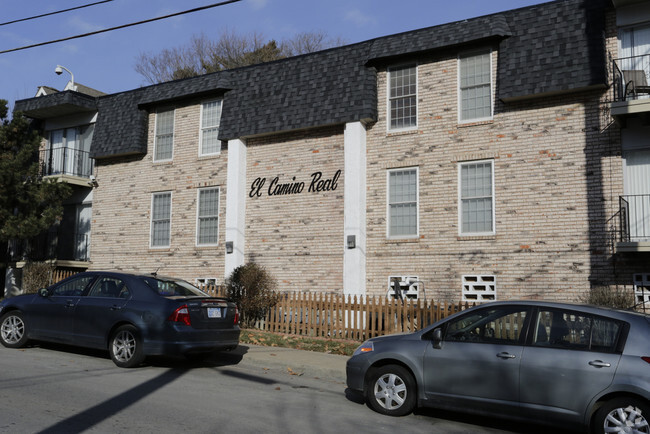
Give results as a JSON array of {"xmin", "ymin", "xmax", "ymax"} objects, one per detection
[
  {"xmin": 38, "ymin": 288, "xmax": 49, "ymax": 297},
  {"xmin": 433, "ymin": 328, "xmax": 443, "ymax": 349}
]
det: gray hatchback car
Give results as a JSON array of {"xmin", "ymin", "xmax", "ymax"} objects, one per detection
[{"xmin": 346, "ymin": 300, "xmax": 650, "ymax": 433}]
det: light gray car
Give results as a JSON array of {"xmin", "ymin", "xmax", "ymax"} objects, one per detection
[{"xmin": 346, "ymin": 300, "xmax": 650, "ymax": 433}]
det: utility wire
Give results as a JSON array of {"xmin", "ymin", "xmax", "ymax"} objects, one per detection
[
  {"xmin": 0, "ymin": 0, "xmax": 242, "ymax": 55},
  {"xmin": 0, "ymin": 1, "xmax": 114, "ymax": 27}
]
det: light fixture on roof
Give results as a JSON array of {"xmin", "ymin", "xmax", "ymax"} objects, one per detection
[{"xmin": 55, "ymin": 64, "xmax": 77, "ymax": 91}]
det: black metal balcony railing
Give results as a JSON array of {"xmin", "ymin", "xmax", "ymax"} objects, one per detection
[
  {"xmin": 40, "ymin": 148, "xmax": 94, "ymax": 178},
  {"xmin": 9, "ymin": 230, "xmax": 90, "ymax": 262},
  {"xmin": 618, "ymin": 195, "xmax": 650, "ymax": 243},
  {"xmin": 612, "ymin": 54, "xmax": 650, "ymax": 102}
]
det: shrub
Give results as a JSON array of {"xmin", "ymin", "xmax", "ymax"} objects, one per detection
[
  {"xmin": 225, "ymin": 262, "xmax": 279, "ymax": 328},
  {"xmin": 582, "ymin": 286, "xmax": 635, "ymax": 310},
  {"xmin": 21, "ymin": 262, "xmax": 54, "ymax": 294}
]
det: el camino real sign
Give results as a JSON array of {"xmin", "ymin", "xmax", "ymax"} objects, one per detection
[{"xmin": 249, "ymin": 170, "xmax": 341, "ymax": 198}]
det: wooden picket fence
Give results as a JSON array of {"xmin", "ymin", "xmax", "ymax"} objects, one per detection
[{"xmin": 202, "ymin": 285, "xmax": 474, "ymax": 340}]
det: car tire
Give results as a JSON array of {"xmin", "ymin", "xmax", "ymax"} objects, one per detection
[
  {"xmin": 365, "ymin": 364, "xmax": 417, "ymax": 416},
  {"xmin": 0, "ymin": 311, "xmax": 29, "ymax": 348},
  {"xmin": 109, "ymin": 325, "xmax": 145, "ymax": 368},
  {"xmin": 593, "ymin": 397, "xmax": 650, "ymax": 434}
]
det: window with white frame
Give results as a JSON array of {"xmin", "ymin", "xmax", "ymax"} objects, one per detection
[
  {"xmin": 195, "ymin": 277, "xmax": 219, "ymax": 289},
  {"xmin": 634, "ymin": 273, "xmax": 650, "ymax": 304},
  {"xmin": 388, "ymin": 64, "xmax": 417, "ymax": 130},
  {"xmin": 151, "ymin": 192, "xmax": 172, "ymax": 247},
  {"xmin": 387, "ymin": 167, "xmax": 418, "ymax": 237},
  {"xmin": 462, "ymin": 275, "xmax": 496, "ymax": 301},
  {"xmin": 459, "ymin": 160, "xmax": 494, "ymax": 235},
  {"xmin": 154, "ymin": 108, "xmax": 174, "ymax": 161},
  {"xmin": 200, "ymin": 99, "xmax": 222, "ymax": 156},
  {"xmin": 459, "ymin": 51, "xmax": 492, "ymax": 122},
  {"xmin": 197, "ymin": 187, "xmax": 219, "ymax": 245}
]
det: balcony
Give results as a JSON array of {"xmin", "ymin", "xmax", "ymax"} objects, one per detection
[
  {"xmin": 612, "ymin": 195, "xmax": 650, "ymax": 252},
  {"xmin": 611, "ymin": 55, "xmax": 650, "ymax": 119},
  {"xmin": 9, "ymin": 229, "xmax": 90, "ymax": 264},
  {"xmin": 40, "ymin": 148, "xmax": 94, "ymax": 186}
]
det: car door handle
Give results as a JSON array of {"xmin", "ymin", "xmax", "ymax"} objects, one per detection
[
  {"xmin": 110, "ymin": 305, "xmax": 122, "ymax": 311},
  {"xmin": 65, "ymin": 301, "xmax": 76, "ymax": 308},
  {"xmin": 497, "ymin": 352, "xmax": 516, "ymax": 359},
  {"xmin": 589, "ymin": 360, "xmax": 611, "ymax": 368}
]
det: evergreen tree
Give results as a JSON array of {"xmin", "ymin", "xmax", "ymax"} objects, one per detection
[{"xmin": 0, "ymin": 100, "xmax": 72, "ymax": 289}]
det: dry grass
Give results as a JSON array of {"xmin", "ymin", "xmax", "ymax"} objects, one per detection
[{"xmin": 239, "ymin": 329, "xmax": 359, "ymax": 356}]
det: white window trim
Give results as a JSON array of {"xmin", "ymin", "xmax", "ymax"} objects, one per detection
[
  {"xmin": 458, "ymin": 159, "xmax": 495, "ymax": 236},
  {"xmin": 387, "ymin": 63, "xmax": 418, "ymax": 132},
  {"xmin": 196, "ymin": 186, "xmax": 220, "ymax": 247},
  {"xmin": 386, "ymin": 166, "xmax": 419, "ymax": 239},
  {"xmin": 462, "ymin": 274, "xmax": 497, "ymax": 301},
  {"xmin": 198, "ymin": 99, "xmax": 223, "ymax": 157},
  {"xmin": 634, "ymin": 273, "xmax": 650, "ymax": 304},
  {"xmin": 153, "ymin": 108, "xmax": 175, "ymax": 162},
  {"xmin": 150, "ymin": 191, "xmax": 172, "ymax": 248},
  {"xmin": 457, "ymin": 50, "xmax": 494, "ymax": 124}
]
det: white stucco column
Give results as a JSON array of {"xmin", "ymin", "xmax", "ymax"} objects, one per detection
[
  {"xmin": 224, "ymin": 138, "xmax": 247, "ymax": 279},
  {"xmin": 343, "ymin": 122, "xmax": 367, "ymax": 296}
]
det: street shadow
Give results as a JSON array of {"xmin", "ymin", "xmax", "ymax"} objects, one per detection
[
  {"xmin": 28, "ymin": 341, "xmax": 250, "ymax": 369},
  {"xmin": 343, "ymin": 388, "xmax": 575, "ymax": 434}
]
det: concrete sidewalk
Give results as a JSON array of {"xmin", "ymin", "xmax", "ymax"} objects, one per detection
[{"xmin": 232, "ymin": 344, "xmax": 350, "ymax": 382}]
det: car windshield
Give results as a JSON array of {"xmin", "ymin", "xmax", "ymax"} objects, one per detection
[{"xmin": 141, "ymin": 277, "xmax": 209, "ymax": 297}]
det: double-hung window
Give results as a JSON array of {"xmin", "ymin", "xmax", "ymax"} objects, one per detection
[
  {"xmin": 387, "ymin": 167, "xmax": 418, "ymax": 238},
  {"xmin": 197, "ymin": 187, "xmax": 219, "ymax": 245},
  {"xmin": 459, "ymin": 51, "xmax": 492, "ymax": 122},
  {"xmin": 388, "ymin": 64, "xmax": 417, "ymax": 130},
  {"xmin": 459, "ymin": 160, "xmax": 494, "ymax": 235},
  {"xmin": 200, "ymin": 99, "xmax": 222, "ymax": 156},
  {"xmin": 151, "ymin": 192, "xmax": 172, "ymax": 247},
  {"xmin": 154, "ymin": 108, "xmax": 174, "ymax": 161}
]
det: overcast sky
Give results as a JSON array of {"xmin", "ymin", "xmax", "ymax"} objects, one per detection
[{"xmin": 1, "ymin": 0, "xmax": 549, "ymax": 111}]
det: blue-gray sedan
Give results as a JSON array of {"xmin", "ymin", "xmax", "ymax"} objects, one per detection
[
  {"xmin": 0, "ymin": 271, "xmax": 240, "ymax": 367},
  {"xmin": 346, "ymin": 300, "xmax": 650, "ymax": 433}
]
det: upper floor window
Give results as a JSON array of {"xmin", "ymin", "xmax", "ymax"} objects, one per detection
[
  {"xmin": 154, "ymin": 108, "xmax": 174, "ymax": 161},
  {"xmin": 200, "ymin": 99, "xmax": 223, "ymax": 156},
  {"xmin": 459, "ymin": 160, "xmax": 494, "ymax": 235},
  {"xmin": 387, "ymin": 167, "xmax": 418, "ymax": 238},
  {"xmin": 388, "ymin": 64, "xmax": 417, "ymax": 130},
  {"xmin": 45, "ymin": 125, "xmax": 94, "ymax": 178},
  {"xmin": 151, "ymin": 192, "xmax": 172, "ymax": 248},
  {"xmin": 197, "ymin": 187, "xmax": 219, "ymax": 246},
  {"xmin": 459, "ymin": 51, "xmax": 492, "ymax": 122}
]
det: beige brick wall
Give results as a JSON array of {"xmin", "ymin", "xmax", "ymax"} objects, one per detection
[
  {"xmin": 365, "ymin": 44, "xmax": 623, "ymax": 302},
  {"xmin": 244, "ymin": 128, "xmax": 345, "ymax": 292},
  {"xmin": 90, "ymin": 98, "xmax": 228, "ymax": 283}
]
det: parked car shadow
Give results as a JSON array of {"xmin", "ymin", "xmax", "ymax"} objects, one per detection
[
  {"xmin": 29, "ymin": 341, "xmax": 249, "ymax": 369},
  {"xmin": 343, "ymin": 388, "xmax": 575, "ymax": 434}
]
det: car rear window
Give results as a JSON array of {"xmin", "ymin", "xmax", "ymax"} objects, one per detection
[{"xmin": 141, "ymin": 277, "xmax": 209, "ymax": 297}]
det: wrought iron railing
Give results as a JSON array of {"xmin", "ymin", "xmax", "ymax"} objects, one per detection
[
  {"xmin": 618, "ymin": 195, "xmax": 650, "ymax": 243},
  {"xmin": 40, "ymin": 148, "xmax": 94, "ymax": 178},
  {"xmin": 9, "ymin": 231, "xmax": 90, "ymax": 262},
  {"xmin": 612, "ymin": 54, "xmax": 650, "ymax": 102}
]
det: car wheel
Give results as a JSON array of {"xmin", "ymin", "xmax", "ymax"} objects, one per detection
[
  {"xmin": 0, "ymin": 311, "xmax": 29, "ymax": 348},
  {"xmin": 365, "ymin": 364, "xmax": 416, "ymax": 416},
  {"xmin": 593, "ymin": 397, "xmax": 650, "ymax": 434},
  {"xmin": 109, "ymin": 325, "xmax": 145, "ymax": 368}
]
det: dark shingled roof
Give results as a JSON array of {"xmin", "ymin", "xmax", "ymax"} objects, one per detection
[
  {"xmin": 497, "ymin": 0, "xmax": 609, "ymax": 100},
  {"xmin": 365, "ymin": 13, "xmax": 512, "ymax": 64},
  {"xmin": 91, "ymin": 90, "xmax": 148, "ymax": 159},
  {"xmin": 13, "ymin": 0, "xmax": 610, "ymax": 159},
  {"xmin": 14, "ymin": 91, "xmax": 97, "ymax": 119}
]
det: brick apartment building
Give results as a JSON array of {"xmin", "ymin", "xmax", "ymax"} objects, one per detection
[{"xmin": 9, "ymin": 0, "xmax": 650, "ymax": 303}]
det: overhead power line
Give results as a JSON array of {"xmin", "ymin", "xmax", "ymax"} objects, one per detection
[
  {"xmin": 0, "ymin": 1, "xmax": 114, "ymax": 27},
  {"xmin": 0, "ymin": 0, "xmax": 242, "ymax": 55}
]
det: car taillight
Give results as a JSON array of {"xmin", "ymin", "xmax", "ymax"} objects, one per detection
[
  {"xmin": 642, "ymin": 357, "xmax": 650, "ymax": 364},
  {"xmin": 167, "ymin": 305, "xmax": 191, "ymax": 326},
  {"xmin": 233, "ymin": 306, "xmax": 239, "ymax": 325}
]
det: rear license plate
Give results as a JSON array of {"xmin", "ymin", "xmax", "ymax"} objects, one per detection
[{"xmin": 207, "ymin": 307, "xmax": 222, "ymax": 318}]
